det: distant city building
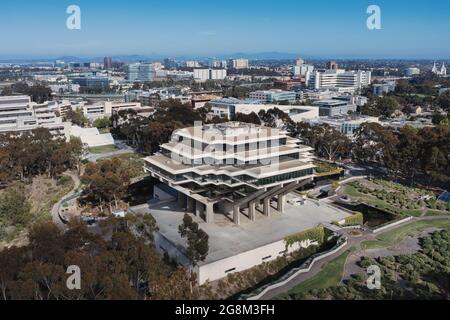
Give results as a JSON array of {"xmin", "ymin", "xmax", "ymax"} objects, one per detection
[
  {"xmin": 432, "ymin": 62, "xmax": 447, "ymax": 76},
  {"xmin": 327, "ymin": 61, "xmax": 339, "ymax": 70},
  {"xmin": 209, "ymin": 59, "xmax": 228, "ymax": 69},
  {"xmin": 127, "ymin": 63, "xmax": 155, "ymax": 82},
  {"xmin": 0, "ymin": 95, "xmax": 70, "ymax": 139},
  {"xmin": 308, "ymin": 69, "xmax": 372, "ymax": 92},
  {"xmin": 312, "ymin": 99, "xmax": 357, "ymax": 117},
  {"xmin": 164, "ymin": 58, "xmax": 178, "ymax": 69},
  {"xmin": 295, "ymin": 58, "xmax": 305, "ymax": 66},
  {"xmin": 103, "ymin": 57, "xmax": 113, "ymax": 69},
  {"xmin": 231, "ymin": 59, "xmax": 249, "ymax": 69},
  {"xmin": 193, "ymin": 68, "xmax": 227, "ymax": 82},
  {"xmin": 185, "ymin": 61, "xmax": 201, "ymax": 68},
  {"xmin": 248, "ymin": 89, "xmax": 297, "ymax": 103},
  {"xmin": 70, "ymin": 74, "xmax": 110, "ymax": 89},
  {"xmin": 373, "ymin": 81, "xmax": 397, "ymax": 96},
  {"xmin": 293, "ymin": 64, "xmax": 315, "ymax": 82},
  {"xmin": 405, "ymin": 67, "xmax": 421, "ymax": 76}
]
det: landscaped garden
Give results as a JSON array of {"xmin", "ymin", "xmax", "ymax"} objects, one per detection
[
  {"xmin": 277, "ymin": 247, "xmax": 357, "ymax": 299},
  {"xmin": 340, "ymin": 179, "xmax": 450, "ymax": 217},
  {"xmin": 285, "ymin": 228, "xmax": 450, "ymax": 300}
]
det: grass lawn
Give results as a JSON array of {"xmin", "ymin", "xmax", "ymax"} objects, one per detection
[
  {"xmin": 89, "ymin": 145, "xmax": 118, "ymax": 154},
  {"xmin": 277, "ymin": 248, "xmax": 356, "ymax": 299},
  {"xmin": 361, "ymin": 219, "xmax": 450, "ymax": 250},
  {"xmin": 425, "ymin": 210, "xmax": 449, "ymax": 217}
]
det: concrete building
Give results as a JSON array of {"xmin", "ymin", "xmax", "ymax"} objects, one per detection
[
  {"xmin": 69, "ymin": 126, "xmax": 115, "ymax": 148},
  {"xmin": 405, "ymin": 67, "xmax": 421, "ymax": 76},
  {"xmin": 209, "ymin": 59, "xmax": 228, "ymax": 69},
  {"xmin": 309, "ymin": 69, "xmax": 372, "ymax": 92},
  {"xmin": 327, "ymin": 61, "xmax": 339, "ymax": 70},
  {"xmin": 248, "ymin": 89, "xmax": 297, "ymax": 103},
  {"xmin": 293, "ymin": 64, "xmax": 315, "ymax": 79},
  {"xmin": 0, "ymin": 95, "xmax": 70, "ymax": 139},
  {"xmin": 141, "ymin": 122, "xmax": 351, "ymax": 284},
  {"xmin": 231, "ymin": 59, "xmax": 249, "ymax": 69},
  {"xmin": 144, "ymin": 122, "xmax": 315, "ymax": 225},
  {"xmin": 82, "ymin": 101, "xmax": 142, "ymax": 120},
  {"xmin": 373, "ymin": 81, "xmax": 397, "ymax": 96},
  {"xmin": 193, "ymin": 68, "xmax": 227, "ymax": 82},
  {"xmin": 208, "ymin": 98, "xmax": 319, "ymax": 121},
  {"xmin": 308, "ymin": 115, "xmax": 380, "ymax": 137},
  {"xmin": 185, "ymin": 61, "xmax": 201, "ymax": 68},
  {"xmin": 312, "ymin": 99, "xmax": 357, "ymax": 117}
]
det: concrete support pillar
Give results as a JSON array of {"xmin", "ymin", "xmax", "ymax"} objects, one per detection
[
  {"xmin": 256, "ymin": 200, "xmax": 264, "ymax": 213},
  {"xmin": 263, "ymin": 197, "xmax": 271, "ymax": 217},
  {"xmin": 277, "ymin": 194, "xmax": 286, "ymax": 213},
  {"xmin": 196, "ymin": 201, "xmax": 204, "ymax": 218},
  {"xmin": 177, "ymin": 192, "xmax": 187, "ymax": 209},
  {"xmin": 233, "ymin": 206, "xmax": 241, "ymax": 225},
  {"xmin": 249, "ymin": 201, "xmax": 256, "ymax": 222},
  {"xmin": 205, "ymin": 203, "xmax": 214, "ymax": 224},
  {"xmin": 187, "ymin": 197, "xmax": 195, "ymax": 213}
]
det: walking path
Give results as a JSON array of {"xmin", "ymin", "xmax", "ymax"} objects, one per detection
[
  {"xmin": 254, "ymin": 216, "xmax": 449, "ymax": 300},
  {"xmin": 51, "ymin": 171, "xmax": 81, "ymax": 229}
]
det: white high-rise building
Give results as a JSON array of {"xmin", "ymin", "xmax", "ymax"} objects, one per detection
[
  {"xmin": 194, "ymin": 68, "xmax": 227, "ymax": 82},
  {"xmin": 231, "ymin": 59, "xmax": 249, "ymax": 69},
  {"xmin": 308, "ymin": 69, "xmax": 372, "ymax": 91}
]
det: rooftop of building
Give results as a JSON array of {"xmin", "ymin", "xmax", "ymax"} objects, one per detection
[{"xmin": 175, "ymin": 122, "xmax": 286, "ymax": 142}]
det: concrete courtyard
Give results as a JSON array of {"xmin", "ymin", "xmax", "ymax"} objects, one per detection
[{"xmin": 131, "ymin": 194, "xmax": 351, "ymax": 265}]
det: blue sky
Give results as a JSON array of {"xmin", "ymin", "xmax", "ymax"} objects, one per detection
[{"xmin": 1, "ymin": 0, "xmax": 450, "ymax": 59}]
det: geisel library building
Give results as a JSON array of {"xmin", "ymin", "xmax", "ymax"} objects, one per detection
[
  {"xmin": 145, "ymin": 122, "xmax": 315, "ymax": 223},
  {"xmin": 142, "ymin": 122, "xmax": 349, "ymax": 284}
]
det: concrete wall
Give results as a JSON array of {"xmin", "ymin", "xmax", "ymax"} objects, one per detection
[{"xmin": 197, "ymin": 239, "xmax": 317, "ymax": 285}]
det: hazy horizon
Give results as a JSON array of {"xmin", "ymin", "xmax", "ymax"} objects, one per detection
[{"xmin": 2, "ymin": 0, "xmax": 450, "ymax": 60}]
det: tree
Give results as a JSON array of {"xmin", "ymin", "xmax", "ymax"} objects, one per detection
[
  {"xmin": 64, "ymin": 109, "xmax": 88, "ymax": 127},
  {"xmin": 178, "ymin": 214, "xmax": 209, "ymax": 264},
  {"xmin": 93, "ymin": 117, "xmax": 112, "ymax": 129},
  {"xmin": 81, "ymin": 158, "xmax": 131, "ymax": 213},
  {"xmin": 0, "ymin": 184, "xmax": 31, "ymax": 227},
  {"xmin": 233, "ymin": 112, "xmax": 261, "ymax": 125},
  {"xmin": 295, "ymin": 123, "xmax": 350, "ymax": 162},
  {"xmin": 361, "ymin": 96, "xmax": 400, "ymax": 117}
]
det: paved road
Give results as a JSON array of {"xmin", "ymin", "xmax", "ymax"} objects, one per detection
[{"xmin": 51, "ymin": 172, "xmax": 81, "ymax": 229}]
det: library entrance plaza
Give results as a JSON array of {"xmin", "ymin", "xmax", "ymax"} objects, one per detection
[{"xmin": 131, "ymin": 193, "xmax": 350, "ymax": 266}]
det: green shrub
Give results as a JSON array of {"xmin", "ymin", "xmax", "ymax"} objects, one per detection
[
  {"xmin": 342, "ymin": 212, "xmax": 364, "ymax": 226},
  {"xmin": 285, "ymin": 226, "xmax": 325, "ymax": 248}
]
